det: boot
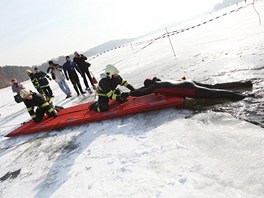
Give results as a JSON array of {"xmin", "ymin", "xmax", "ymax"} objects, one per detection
[{"xmin": 77, "ymin": 82, "xmax": 86, "ymax": 94}]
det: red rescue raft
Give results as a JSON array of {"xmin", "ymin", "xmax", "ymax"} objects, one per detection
[{"xmin": 6, "ymin": 94, "xmax": 184, "ymax": 137}]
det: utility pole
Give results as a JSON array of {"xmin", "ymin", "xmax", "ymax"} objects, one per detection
[{"xmin": 165, "ymin": 27, "xmax": 176, "ymax": 58}]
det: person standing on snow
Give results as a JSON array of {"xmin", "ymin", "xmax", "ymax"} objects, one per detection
[
  {"xmin": 48, "ymin": 61, "xmax": 72, "ymax": 98},
  {"xmin": 34, "ymin": 67, "xmax": 54, "ymax": 98},
  {"xmin": 11, "ymin": 78, "xmax": 25, "ymax": 94},
  {"xmin": 89, "ymin": 64, "xmax": 135, "ymax": 112},
  {"xmin": 128, "ymin": 77, "xmax": 251, "ymax": 100},
  {"xmin": 63, "ymin": 56, "xmax": 86, "ymax": 96},
  {"xmin": 19, "ymin": 89, "xmax": 58, "ymax": 123},
  {"xmin": 11, "ymin": 78, "xmax": 25, "ymax": 103},
  {"xmin": 73, "ymin": 51, "xmax": 95, "ymax": 94}
]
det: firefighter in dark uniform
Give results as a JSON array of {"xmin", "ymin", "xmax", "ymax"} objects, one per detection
[
  {"xmin": 129, "ymin": 77, "xmax": 250, "ymax": 100},
  {"xmin": 89, "ymin": 64, "xmax": 135, "ymax": 112},
  {"xmin": 26, "ymin": 69, "xmax": 42, "ymax": 94},
  {"xmin": 34, "ymin": 67, "xmax": 54, "ymax": 97},
  {"xmin": 19, "ymin": 89, "xmax": 58, "ymax": 123}
]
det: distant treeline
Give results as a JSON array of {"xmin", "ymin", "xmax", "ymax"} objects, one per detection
[
  {"xmin": 0, "ymin": 66, "xmax": 31, "ymax": 89},
  {"xmin": 214, "ymin": 0, "xmax": 245, "ymax": 11}
]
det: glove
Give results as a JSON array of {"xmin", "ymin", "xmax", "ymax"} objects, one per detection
[
  {"xmin": 121, "ymin": 92, "xmax": 130, "ymax": 99},
  {"xmin": 116, "ymin": 95, "xmax": 128, "ymax": 104}
]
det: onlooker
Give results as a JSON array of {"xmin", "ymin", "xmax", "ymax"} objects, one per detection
[
  {"xmin": 11, "ymin": 78, "xmax": 25, "ymax": 94},
  {"xmin": 48, "ymin": 61, "xmax": 72, "ymax": 98},
  {"xmin": 73, "ymin": 51, "xmax": 95, "ymax": 94},
  {"xmin": 11, "ymin": 78, "xmax": 25, "ymax": 103},
  {"xmin": 63, "ymin": 56, "xmax": 86, "ymax": 96}
]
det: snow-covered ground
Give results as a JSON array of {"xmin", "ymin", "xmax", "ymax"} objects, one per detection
[{"xmin": 1, "ymin": 1, "xmax": 264, "ymax": 197}]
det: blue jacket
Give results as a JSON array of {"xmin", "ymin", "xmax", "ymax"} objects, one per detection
[{"xmin": 63, "ymin": 61, "xmax": 82, "ymax": 79}]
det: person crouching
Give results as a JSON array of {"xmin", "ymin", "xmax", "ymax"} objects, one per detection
[
  {"xmin": 19, "ymin": 89, "xmax": 58, "ymax": 123},
  {"xmin": 89, "ymin": 64, "xmax": 135, "ymax": 112}
]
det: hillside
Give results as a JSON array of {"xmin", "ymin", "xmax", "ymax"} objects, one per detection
[{"xmin": 0, "ymin": 66, "xmax": 31, "ymax": 88}]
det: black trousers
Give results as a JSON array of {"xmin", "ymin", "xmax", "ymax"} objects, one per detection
[
  {"xmin": 41, "ymin": 86, "xmax": 53, "ymax": 97},
  {"xmin": 81, "ymin": 69, "xmax": 94, "ymax": 88},
  {"xmin": 94, "ymin": 96, "xmax": 109, "ymax": 112}
]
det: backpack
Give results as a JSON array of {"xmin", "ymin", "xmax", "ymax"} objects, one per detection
[{"xmin": 14, "ymin": 94, "xmax": 24, "ymax": 103}]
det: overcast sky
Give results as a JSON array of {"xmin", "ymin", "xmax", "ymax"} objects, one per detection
[{"xmin": 0, "ymin": 0, "xmax": 222, "ymax": 66}]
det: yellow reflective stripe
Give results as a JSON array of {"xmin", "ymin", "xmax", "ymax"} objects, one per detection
[
  {"xmin": 97, "ymin": 85, "xmax": 103, "ymax": 91},
  {"xmin": 40, "ymin": 85, "xmax": 49, "ymax": 88},
  {"xmin": 40, "ymin": 102, "xmax": 49, "ymax": 108},
  {"xmin": 48, "ymin": 108, "xmax": 56, "ymax": 113},
  {"xmin": 112, "ymin": 94, "xmax": 117, "ymax": 100},
  {"xmin": 121, "ymin": 80, "xmax": 128, "ymax": 87},
  {"xmin": 106, "ymin": 90, "xmax": 117, "ymax": 100},
  {"xmin": 31, "ymin": 114, "xmax": 36, "ymax": 118},
  {"xmin": 96, "ymin": 106, "xmax": 100, "ymax": 112},
  {"xmin": 106, "ymin": 90, "xmax": 114, "ymax": 97},
  {"xmin": 98, "ymin": 93, "xmax": 107, "ymax": 97},
  {"xmin": 27, "ymin": 107, "xmax": 33, "ymax": 111}
]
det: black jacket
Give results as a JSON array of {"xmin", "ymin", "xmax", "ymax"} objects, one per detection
[
  {"xmin": 73, "ymin": 55, "xmax": 90, "ymax": 72},
  {"xmin": 24, "ymin": 92, "xmax": 56, "ymax": 121},
  {"xmin": 97, "ymin": 75, "xmax": 134, "ymax": 100},
  {"xmin": 34, "ymin": 71, "xmax": 51, "ymax": 87}
]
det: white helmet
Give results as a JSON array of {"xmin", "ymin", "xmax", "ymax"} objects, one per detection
[
  {"xmin": 26, "ymin": 69, "xmax": 32, "ymax": 75},
  {"xmin": 105, "ymin": 64, "xmax": 119, "ymax": 78},
  {"xmin": 19, "ymin": 89, "xmax": 31, "ymax": 99}
]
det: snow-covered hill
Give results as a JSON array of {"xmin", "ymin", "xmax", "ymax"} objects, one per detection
[{"xmin": 1, "ymin": 1, "xmax": 264, "ymax": 197}]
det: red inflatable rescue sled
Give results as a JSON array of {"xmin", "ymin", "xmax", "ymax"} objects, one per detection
[{"xmin": 6, "ymin": 94, "xmax": 184, "ymax": 137}]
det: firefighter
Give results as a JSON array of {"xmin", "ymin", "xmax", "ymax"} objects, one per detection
[
  {"xmin": 89, "ymin": 64, "xmax": 135, "ymax": 112},
  {"xmin": 19, "ymin": 89, "xmax": 58, "ymax": 123},
  {"xmin": 34, "ymin": 67, "xmax": 54, "ymax": 97},
  {"xmin": 26, "ymin": 69, "xmax": 42, "ymax": 94}
]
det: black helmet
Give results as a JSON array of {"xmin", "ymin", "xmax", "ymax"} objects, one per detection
[
  {"xmin": 144, "ymin": 78, "xmax": 153, "ymax": 87},
  {"xmin": 48, "ymin": 60, "xmax": 54, "ymax": 65},
  {"xmin": 144, "ymin": 77, "xmax": 161, "ymax": 87}
]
